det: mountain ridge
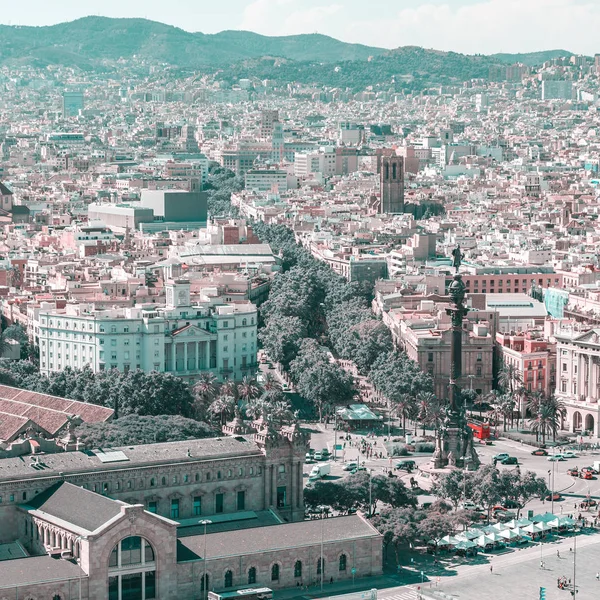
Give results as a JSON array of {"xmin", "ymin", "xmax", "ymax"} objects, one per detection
[{"xmin": 0, "ymin": 16, "xmax": 578, "ymax": 71}]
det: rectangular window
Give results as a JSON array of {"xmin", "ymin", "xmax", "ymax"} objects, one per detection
[
  {"xmin": 109, "ymin": 576, "xmax": 119, "ymax": 600},
  {"xmin": 170, "ymin": 499, "xmax": 180, "ymax": 519},
  {"xmin": 193, "ymin": 496, "xmax": 202, "ymax": 516},
  {"xmin": 148, "ymin": 501, "xmax": 157, "ymax": 514},
  {"xmin": 121, "ymin": 573, "xmax": 143, "ymax": 600},
  {"xmin": 145, "ymin": 571, "xmax": 156, "ymax": 600},
  {"xmin": 277, "ymin": 486, "xmax": 286, "ymax": 508},
  {"xmin": 216, "ymin": 493, "xmax": 224, "ymax": 514},
  {"xmin": 237, "ymin": 490, "xmax": 246, "ymax": 511}
]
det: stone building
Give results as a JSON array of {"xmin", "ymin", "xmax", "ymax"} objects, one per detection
[
  {"xmin": 0, "ymin": 424, "xmax": 382, "ymax": 599},
  {"xmin": 554, "ymin": 326, "xmax": 600, "ymax": 436},
  {"xmin": 37, "ymin": 279, "xmax": 258, "ymax": 383}
]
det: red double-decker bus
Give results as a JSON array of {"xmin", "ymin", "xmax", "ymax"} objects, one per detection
[{"xmin": 468, "ymin": 422, "xmax": 491, "ymax": 440}]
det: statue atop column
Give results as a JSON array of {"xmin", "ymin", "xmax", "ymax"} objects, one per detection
[{"xmin": 451, "ymin": 244, "xmax": 464, "ymax": 274}]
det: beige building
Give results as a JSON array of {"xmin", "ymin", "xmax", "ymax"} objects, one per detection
[
  {"xmin": 385, "ymin": 303, "xmax": 496, "ymax": 399},
  {"xmin": 0, "ymin": 425, "xmax": 382, "ymax": 599},
  {"xmin": 554, "ymin": 326, "xmax": 600, "ymax": 436}
]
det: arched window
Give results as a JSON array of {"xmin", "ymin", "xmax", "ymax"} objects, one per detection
[
  {"xmin": 317, "ymin": 557, "xmax": 325, "ymax": 576},
  {"xmin": 224, "ymin": 570, "xmax": 233, "ymax": 588},
  {"xmin": 108, "ymin": 536, "xmax": 156, "ymax": 600},
  {"xmin": 339, "ymin": 554, "xmax": 347, "ymax": 571},
  {"xmin": 200, "ymin": 574, "xmax": 210, "ymax": 593},
  {"xmin": 150, "ymin": 478, "xmax": 155, "ymax": 487},
  {"xmin": 242, "ymin": 318, "xmax": 247, "ymax": 327},
  {"xmin": 294, "ymin": 560, "xmax": 302, "ymax": 578},
  {"xmin": 271, "ymin": 563, "xmax": 280, "ymax": 581},
  {"xmin": 248, "ymin": 567, "xmax": 257, "ymax": 585},
  {"xmin": 161, "ymin": 477, "xmax": 166, "ymax": 486}
]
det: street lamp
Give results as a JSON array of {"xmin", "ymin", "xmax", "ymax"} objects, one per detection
[
  {"xmin": 572, "ymin": 525, "xmax": 580, "ymax": 597},
  {"xmin": 368, "ymin": 468, "xmax": 373, "ymax": 517},
  {"xmin": 200, "ymin": 519, "xmax": 212, "ymax": 600},
  {"xmin": 320, "ymin": 507, "xmax": 325, "ymax": 592}
]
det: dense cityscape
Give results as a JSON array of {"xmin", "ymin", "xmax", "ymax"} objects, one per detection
[{"xmin": 1, "ymin": 6, "xmax": 600, "ymax": 600}]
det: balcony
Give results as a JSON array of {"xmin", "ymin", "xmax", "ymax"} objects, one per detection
[{"xmin": 220, "ymin": 367, "xmax": 234, "ymax": 374}]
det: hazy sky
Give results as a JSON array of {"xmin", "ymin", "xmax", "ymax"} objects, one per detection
[{"xmin": 1, "ymin": 0, "xmax": 598, "ymax": 55}]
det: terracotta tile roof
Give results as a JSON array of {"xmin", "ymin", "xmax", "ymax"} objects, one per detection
[
  {"xmin": 0, "ymin": 412, "xmax": 30, "ymax": 442},
  {"xmin": 22, "ymin": 406, "xmax": 69, "ymax": 436},
  {"xmin": 0, "ymin": 385, "xmax": 113, "ymax": 442}
]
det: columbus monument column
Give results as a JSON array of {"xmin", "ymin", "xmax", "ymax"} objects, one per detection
[{"xmin": 432, "ymin": 245, "xmax": 480, "ymax": 470}]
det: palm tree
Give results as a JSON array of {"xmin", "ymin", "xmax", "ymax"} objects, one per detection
[
  {"xmin": 498, "ymin": 394, "xmax": 515, "ymax": 431},
  {"xmin": 416, "ymin": 392, "xmax": 436, "ymax": 435},
  {"xmin": 425, "ymin": 400, "xmax": 446, "ymax": 432},
  {"xmin": 525, "ymin": 390, "xmax": 545, "ymax": 420},
  {"xmin": 543, "ymin": 395, "xmax": 566, "ymax": 441},
  {"xmin": 269, "ymin": 400, "xmax": 298, "ymax": 426},
  {"xmin": 529, "ymin": 403, "xmax": 560, "ymax": 445},
  {"xmin": 392, "ymin": 393, "xmax": 414, "ymax": 434},
  {"xmin": 192, "ymin": 372, "xmax": 217, "ymax": 419},
  {"xmin": 237, "ymin": 376, "xmax": 259, "ymax": 404},
  {"xmin": 220, "ymin": 380, "xmax": 238, "ymax": 400},
  {"xmin": 498, "ymin": 363, "xmax": 522, "ymax": 396},
  {"xmin": 498, "ymin": 364, "xmax": 525, "ymax": 427},
  {"xmin": 208, "ymin": 394, "xmax": 237, "ymax": 425}
]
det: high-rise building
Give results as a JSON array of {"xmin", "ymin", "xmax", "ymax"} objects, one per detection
[
  {"xmin": 541, "ymin": 80, "xmax": 574, "ymax": 101},
  {"xmin": 379, "ymin": 155, "xmax": 404, "ymax": 214},
  {"xmin": 62, "ymin": 91, "xmax": 84, "ymax": 117},
  {"xmin": 259, "ymin": 109, "xmax": 279, "ymax": 139}
]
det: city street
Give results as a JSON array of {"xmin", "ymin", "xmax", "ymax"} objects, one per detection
[{"xmin": 304, "ymin": 422, "xmax": 600, "ymax": 516}]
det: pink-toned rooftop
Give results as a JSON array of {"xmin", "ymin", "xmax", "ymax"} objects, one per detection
[{"xmin": 0, "ymin": 384, "xmax": 114, "ymax": 441}]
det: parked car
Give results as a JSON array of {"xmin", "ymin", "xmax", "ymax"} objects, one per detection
[
  {"xmin": 547, "ymin": 454, "xmax": 565, "ymax": 461},
  {"xmin": 462, "ymin": 501, "xmax": 483, "ymax": 512},
  {"xmin": 502, "ymin": 499, "xmax": 520, "ymax": 509},
  {"xmin": 562, "ymin": 451, "xmax": 578, "ymax": 458},
  {"xmin": 493, "ymin": 453, "xmax": 510, "ymax": 461},
  {"xmin": 343, "ymin": 462, "xmax": 358, "ymax": 472},
  {"xmin": 396, "ymin": 460, "xmax": 417, "ymax": 471},
  {"xmin": 496, "ymin": 510, "xmax": 517, "ymax": 522},
  {"xmin": 350, "ymin": 466, "xmax": 367, "ymax": 475},
  {"xmin": 501, "ymin": 456, "xmax": 518, "ymax": 465},
  {"xmin": 531, "ymin": 448, "xmax": 548, "ymax": 456}
]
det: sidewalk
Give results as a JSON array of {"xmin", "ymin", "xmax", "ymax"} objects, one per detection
[{"xmin": 273, "ymin": 573, "xmax": 412, "ymax": 600}]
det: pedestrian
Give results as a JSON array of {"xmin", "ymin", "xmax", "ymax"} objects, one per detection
[
  {"xmin": 596, "ymin": 572, "xmax": 599, "ymax": 581},
  {"xmin": 490, "ymin": 565, "xmax": 493, "ymax": 574},
  {"xmin": 540, "ymin": 560, "xmax": 544, "ymax": 569},
  {"xmin": 557, "ymin": 550, "xmax": 560, "ymax": 558}
]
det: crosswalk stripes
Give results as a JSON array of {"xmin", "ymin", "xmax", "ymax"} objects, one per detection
[{"xmin": 380, "ymin": 590, "xmax": 418, "ymax": 600}]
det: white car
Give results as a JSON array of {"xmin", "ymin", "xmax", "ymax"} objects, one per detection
[
  {"xmin": 343, "ymin": 462, "xmax": 358, "ymax": 472},
  {"xmin": 562, "ymin": 451, "xmax": 577, "ymax": 458},
  {"xmin": 547, "ymin": 454, "xmax": 565, "ymax": 461}
]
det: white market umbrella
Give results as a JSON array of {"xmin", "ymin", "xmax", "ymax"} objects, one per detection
[
  {"xmin": 477, "ymin": 534, "xmax": 497, "ymax": 547},
  {"xmin": 523, "ymin": 523, "xmax": 543, "ymax": 534},
  {"xmin": 498, "ymin": 529, "xmax": 520, "ymax": 540}
]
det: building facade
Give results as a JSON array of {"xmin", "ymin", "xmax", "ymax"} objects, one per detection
[
  {"xmin": 37, "ymin": 280, "xmax": 258, "ymax": 382},
  {"xmin": 0, "ymin": 426, "xmax": 382, "ymax": 599},
  {"xmin": 554, "ymin": 327, "xmax": 600, "ymax": 436}
]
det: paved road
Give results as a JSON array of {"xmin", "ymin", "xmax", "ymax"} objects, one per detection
[{"xmin": 304, "ymin": 424, "xmax": 600, "ymax": 512}]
